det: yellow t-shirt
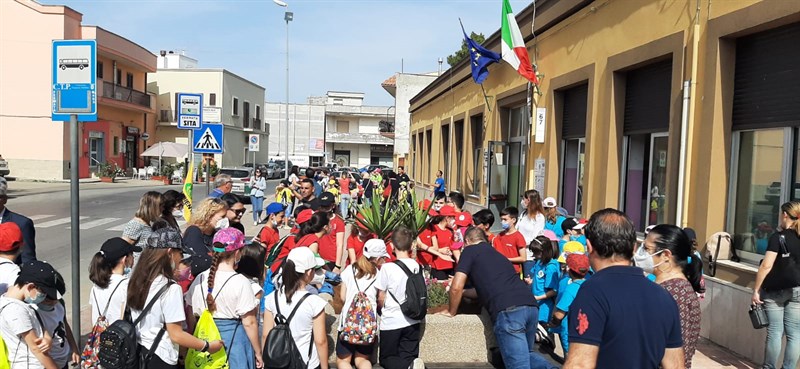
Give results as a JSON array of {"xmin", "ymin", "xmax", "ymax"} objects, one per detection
[{"xmin": 276, "ymin": 188, "xmax": 293, "ymax": 205}]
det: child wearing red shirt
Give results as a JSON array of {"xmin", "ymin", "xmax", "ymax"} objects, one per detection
[
  {"xmin": 416, "ymin": 206, "xmax": 460, "ymax": 280},
  {"xmin": 492, "ymin": 207, "xmax": 527, "ymax": 273},
  {"xmin": 346, "ymin": 221, "xmax": 374, "ymax": 264},
  {"xmin": 257, "ymin": 202, "xmax": 286, "ymax": 251}
]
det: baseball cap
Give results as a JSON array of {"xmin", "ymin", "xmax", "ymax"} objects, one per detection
[
  {"xmin": 645, "ymin": 224, "xmax": 657, "ymax": 235},
  {"xmin": 355, "ymin": 213, "xmax": 369, "ymax": 231},
  {"xmin": 558, "ymin": 241, "xmax": 587, "ymax": 263},
  {"xmin": 438, "ymin": 205, "xmax": 458, "ymax": 217},
  {"xmin": 0, "ymin": 223, "xmax": 23, "ymax": 252},
  {"xmin": 543, "ymin": 197, "xmax": 557, "ymax": 208},
  {"xmin": 100, "ymin": 237, "xmax": 141, "ymax": 264},
  {"xmin": 566, "ymin": 253, "xmax": 590, "ymax": 276},
  {"xmin": 419, "ymin": 199, "xmax": 432, "ymax": 210},
  {"xmin": 363, "ymin": 239, "xmax": 390, "ymax": 259},
  {"xmin": 17, "ymin": 261, "xmax": 60, "ymax": 300},
  {"xmin": 296, "ymin": 209, "xmax": 314, "ymax": 225},
  {"xmin": 307, "ymin": 198, "xmax": 321, "ymax": 211},
  {"xmin": 287, "ymin": 247, "xmax": 325, "ymax": 273},
  {"xmin": 542, "ymin": 230, "xmax": 558, "ymax": 242},
  {"xmin": 265, "ymin": 202, "xmax": 285, "ymax": 216},
  {"xmin": 573, "ymin": 218, "xmax": 588, "ymax": 230},
  {"xmin": 455, "ymin": 212, "xmax": 473, "ymax": 227},
  {"xmin": 212, "ymin": 228, "xmax": 246, "ymax": 253},
  {"xmin": 318, "ymin": 192, "xmax": 336, "ymax": 207},
  {"xmin": 561, "ymin": 218, "xmax": 578, "ymax": 234}
]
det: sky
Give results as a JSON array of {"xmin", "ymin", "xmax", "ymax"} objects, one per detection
[{"xmin": 40, "ymin": 0, "xmax": 533, "ymax": 106}]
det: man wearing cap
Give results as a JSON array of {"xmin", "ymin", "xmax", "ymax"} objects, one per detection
[
  {"xmin": 0, "ymin": 223, "xmax": 23, "ymax": 295},
  {"xmin": 0, "ymin": 177, "xmax": 36, "ymax": 264},
  {"xmin": 445, "ymin": 227, "xmax": 552, "ymax": 369},
  {"xmin": 563, "ymin": 209, "xmax": 683, "ymax": 369},
  {"xmin": 548, "ymin": 253, "xmax": 590, "ymax": 357},
  {"xmin": 0, "ymin": 260, "xmax": 61, "ymax": 368},
  {"xmin": 316, "ymin": 192, "xmax": 346, "ymax": 273},
  {"xmin": 257, "ymin": 202, "xmax": 286, "ymax": 249}
]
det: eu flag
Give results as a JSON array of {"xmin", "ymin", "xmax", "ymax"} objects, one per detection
[{"xmin": 462, "ymin": 28, "xmax": 501, "ymax": 84}]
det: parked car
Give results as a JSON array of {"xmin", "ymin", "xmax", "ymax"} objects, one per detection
[
  {"xmin": 361, "ymin": 164, "xmax": 392, "ymax": 173},
  {"xmin": 219, "ymin": 167, "xmax": 254, "ymax": 203},
  {"xmin": 0, "ymin": 155, "xmax": 8, "ymax": 177},
  {"xmin": 265, "ymin": 163, "xmax": 284, "ymax": 179}
]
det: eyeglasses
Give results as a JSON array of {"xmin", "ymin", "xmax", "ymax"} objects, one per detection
[{"xmin": 232, "ymin": 209, "xmax": 246, "ymax": 216}]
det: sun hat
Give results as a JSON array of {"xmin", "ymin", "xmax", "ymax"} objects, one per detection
[
  {"xmin": 287, "ymin": 247, "xmax": 325, "ymax": 273},
  {"xmin": 212, "ymin": 228, "xmax": 246, "ymax": 253},
  {"xmin": 566, "ymin": 253, "xmax": 590, "ymax": 276},
  {"xmin": 558, "ymin": 241, "xmax": 587, "ymax": 263},
  {"xmin": 0, "ymin": 223, "xmax": 23, "ymax": 252},
  {"xmin": 363, "ymin": 239, "xmax": 390, "ymax": 259}
]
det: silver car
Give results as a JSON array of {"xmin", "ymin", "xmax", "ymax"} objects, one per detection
[{"xmin": 219, "ymin": 167, "xmax": 254, "ymax": 200}]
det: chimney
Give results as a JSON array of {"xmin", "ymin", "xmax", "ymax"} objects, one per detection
[{"xmin": 159, "ymin": 50, "xmax": 167, "ymax": 57}]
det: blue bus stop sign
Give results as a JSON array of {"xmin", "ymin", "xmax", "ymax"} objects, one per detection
[{"xmin": 52, "ymin": 40, "xmax": 97, "ymax": 122}]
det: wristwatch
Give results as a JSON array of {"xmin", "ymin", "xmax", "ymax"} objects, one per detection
[{"xmin": 201, "ymin": 340, "xmax": 209, "ymax": 353}]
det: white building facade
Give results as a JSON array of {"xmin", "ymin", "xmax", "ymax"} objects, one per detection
[
  {"xmin": 382, "ymin": 73, "xmax": 437, "ymax": 168},
  {"xmin": 148, "ymin": 54, "xmax": 268, "ymax": 168},
  {"xmin": 265, "ymin": 97, "xmax": 326, "ymax": 167},
  {"xmin": 325, "ymin": 91, "xmax": 394, "ymax": 168}
]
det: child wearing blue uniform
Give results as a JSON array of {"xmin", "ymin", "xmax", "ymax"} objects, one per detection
[
  {"xmin": 526, "ymin": 235, "xmax": 560, "ymax": 323},
  {"xmin": 559, "ymin": 218, "xmax": 588, "ymax": 252},
  {"xmin": 543, "ymin": 197, "xmax": 566, "ymax": 239},
  {"xmin": 549, "ymin": 253, "xmax": 590, "ymax": 357}
]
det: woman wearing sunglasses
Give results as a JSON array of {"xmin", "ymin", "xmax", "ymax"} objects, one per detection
[{"xmin": 221, "ymin": 193, "xmax": 247, "ymax": 234}]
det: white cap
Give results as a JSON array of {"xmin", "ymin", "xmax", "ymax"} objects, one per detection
[
  {"xmin": 363, "ymin": 239, "xmax": 390, "ymax": 259},
  {"xmin": 543, "ymin": 197, "xmax": 557, "ymax": 208},
  {"xmin": 287, "ymin": 247, "xmax": 325, "ymax": 273}
]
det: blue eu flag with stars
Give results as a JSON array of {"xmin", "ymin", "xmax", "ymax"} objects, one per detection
[{"xmin": 462, "ymin": 28, "xmax": 501, "ymax": 84}]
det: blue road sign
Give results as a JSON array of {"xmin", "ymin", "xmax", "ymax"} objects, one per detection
[
  {"xmin": 177, "ymin": 93, "xmax": 203, "ymax": 129},
  {"xmin": 52, "ymin": 40, "xmax": 97, "ymax": 122},
  {"xmin": 193, "ymin": 123, "xmax": 224, "ymax": 154}
]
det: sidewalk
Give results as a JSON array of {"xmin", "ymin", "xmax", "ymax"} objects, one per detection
[
  {"xmin": 4, "ymin": 178, "xmax": 180, "ymax": 197},
  {"xmin": 693, "ymin": 338, "xmax": 758, "ymax": 368}
]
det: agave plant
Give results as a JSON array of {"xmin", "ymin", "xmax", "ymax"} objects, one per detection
[
  {"xmin": 396, "ymin": 189, "xmax": 431, "ymax": 239},
  {"xmin": 356, "ymin": 190, "xmax": 405, "ymax": 241}
]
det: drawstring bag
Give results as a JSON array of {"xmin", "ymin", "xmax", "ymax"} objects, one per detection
[{"xmin": 185, "ymin": 310, "xmax": 229, "ymax": 369}]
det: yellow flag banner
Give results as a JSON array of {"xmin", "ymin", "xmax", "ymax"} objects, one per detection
[{"xmin": 183, "ymin": 161, "xmax": 194, "ymax": 222}]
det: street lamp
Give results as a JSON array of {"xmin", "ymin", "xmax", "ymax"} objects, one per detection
[{"xmin": 274, "ymin": 0, "xmax": 292, "ymax": 178}]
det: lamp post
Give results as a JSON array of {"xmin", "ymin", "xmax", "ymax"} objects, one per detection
[{"xmin": 274, "ymin": 0, "xmax": 292, "ymax": 178}]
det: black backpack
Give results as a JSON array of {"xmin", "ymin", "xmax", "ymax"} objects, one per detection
[
  {"xmin": 263, "ymin": 292, "xmax": 313, "ymax": 369},
  {"xmin": 388, "ymin": 260, "xmax": 428, "ymax": 321},
  {"xmin": 98, "ymin": 282, "xmax": 173, "ymax": 369}
]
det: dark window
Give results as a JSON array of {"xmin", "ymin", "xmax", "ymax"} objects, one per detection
[
  {"xmin": 115, "ymin": 69, "xmax": 122, "ymax": 85},
  {"xmin": 256, "ymin": 105, "xmax": 261, "ymax": 119},
  {"xmin": 426, "ymin": 130, "xmax": 432, "ymax": 182},
  {"xmin": 471, "ymin": 114, "xmax": 483, "ymax": 196},
  {"xmin": 623, "ymin": 59, "xmax": 672, "ymax": 134},
  {"xmin": 442, "ymin": 124, "xmax": 450, "ymax": 186},
  {"xmin": 232, "ymin": 97, "xmax": 239, "ymax": 116},
  {"xmin": 454, "ymin": 120, "xmax": 464, "ymax": 192},
  {"xmin": 561, "ymin": 83, "xmax": 589, "ymax": 139},
  {"xmin": 243, "ymin": 101, "xmax": 251, "ymax": 127},
  {"xmin": 126, "ymin": 73, "xmax": 134, "ymax": 88},
  {"xmin": 210, "ymin": 93, "xmax": 217, "ymax": 106},
  {"xmin": 97, "ymin": 61, "xmax": 104, "ymax": 79}
]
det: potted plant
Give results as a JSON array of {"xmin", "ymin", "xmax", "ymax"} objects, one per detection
[
  {"xmin": 97, "ymin": 162, "xmax": 116, "ymax": 183},
  {"xmin": 355, "ymin": 191, "xmax": 405, "ymax": 241},
  {"xmin": 426, "ymin": 278, "xmax": 450, "ymax": 314},
  {"xmin": 160, "ymin": 164, "xmax": 174, "ymax": 185}
]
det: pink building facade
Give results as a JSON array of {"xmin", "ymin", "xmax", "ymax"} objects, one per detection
[{"xmin": 0, "ymin": 0, "xmax": 156, "ymax": 180}]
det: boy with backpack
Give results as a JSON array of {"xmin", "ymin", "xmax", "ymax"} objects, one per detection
[
  {"xmin": 548, "ymin": 253, "xmax": 590, "ymax": 358},
  {"xmin": 375, "ymin": 227, "xmax": 426, "ymax": 369}
]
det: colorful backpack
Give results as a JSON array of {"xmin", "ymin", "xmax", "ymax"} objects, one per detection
[
  {"xmin": 80, "ymin": 279, "xmax": 126, "ymax": 369},
  {"xmin": 339, "ymin": 278, "xmax": 378, "ymax": 345}
]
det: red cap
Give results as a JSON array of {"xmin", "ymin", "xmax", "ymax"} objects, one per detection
[
  {"xmin": 566, "ymin": 253, "xmax": 590, "ymax": 276},
  {"xmin": 455, "ymin": 211, "xmax": 473, "ymax": 227},
  {"xmin": 0, "ymin": 223, "xmax": 23, "ymax": 252},
  {"xmin": 355, "ymin": 213, "xmax": 369, "ymax": 230},
  {"xmin": 419, "ymin": 199, "xmax": 432, "ymax": 210},
  {"xmin": 296, "ymin": 209, "xmax": 314, "ymax": 225},
  {"xmin": 438, "ymin": 205, "xmax": 458, "ymax": 217}
]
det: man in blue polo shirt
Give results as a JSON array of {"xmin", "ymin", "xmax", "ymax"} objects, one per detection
[
  {"xmin": 564, "ymin": 209, "xmax": 684, "ymax": 369},
  {"xmin": 445, "ymin": 227, "xmax": 553, "ymax": 369}
]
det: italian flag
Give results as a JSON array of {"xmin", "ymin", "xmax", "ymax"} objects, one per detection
[{"xmin": 501, "ymin": 0, "xmax": 539, "ymax": 84}]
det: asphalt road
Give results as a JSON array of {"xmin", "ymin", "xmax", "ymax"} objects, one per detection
[{"xmin": 3, "ymin": 178, "xmax": 281, "ymax": 333}]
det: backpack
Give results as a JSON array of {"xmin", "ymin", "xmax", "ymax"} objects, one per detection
[
  {"xmin": 0, "ymin": 303, "xmax": 14, "ymax": 369},
  {"xmin": 97, "ymin": 282, "xmax": 173, "ymax": 369},
  {"xmin": 81, "ymin": 278, "xmax": 127, "ymax": 368},
  {"xmin": 388, "ymin": 260, "xmax": 427, "ymax": 321},
  {"xmin": 263, "ymin": 292, "xmax": 313, "ymax": 369},
  {"xmin": 340, "ymin": 278, "xmax": 377, "ymax": 345},
  {"xmin": 703, "ymin": 232, "xmax": 738, "ymax": 277}
]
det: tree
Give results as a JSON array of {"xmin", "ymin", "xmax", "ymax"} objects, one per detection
[{"xmin": 447, "ymin": 32, "xmax": 486, "ymax": 67}]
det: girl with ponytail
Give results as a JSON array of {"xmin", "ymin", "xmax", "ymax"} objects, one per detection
[
  {"xmin": 187, "ymin": 228, "xmax": 263, "ymax": 369},
  {"xmin": 88, "ymin": 237, "xmax": 140, "ymax": 325},
  {"xmin": 637, "ymin": 224, "xmax": 701, "ymax": 368}
]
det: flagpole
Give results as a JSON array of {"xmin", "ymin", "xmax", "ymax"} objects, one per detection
[{"xmin": 481, "ymin": 83, "xmax": 492, "ymax": 112}]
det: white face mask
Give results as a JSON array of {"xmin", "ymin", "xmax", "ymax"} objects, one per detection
[
  {"xmin": 172, "ymin": 209, "xmax": 183, "ymax": 218},
  {"xmin": 215, "ymin": 218, "xmax": 230, "ymax": 230},
  {"xmin": 632, "ymin": 245, "xmax": 665, "ymax": 274},
  {"xmin": 310, "ymin": 269, "xmax": 325, "ymax": 285}
]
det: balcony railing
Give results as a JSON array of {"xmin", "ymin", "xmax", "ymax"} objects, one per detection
[
  {"xmin": 159, "ymin": 110, "xmax": 174, "ymax": 122},
  {"xmin": 102, "ymin": 81, "xmax": 151, "ymax": 109}
]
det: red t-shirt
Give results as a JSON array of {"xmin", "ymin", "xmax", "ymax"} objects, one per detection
[
  {"xmin": 347, "ymin": 234, "xmax": 372, "ymax": 262},
  {"xmin": 318, "ymin": 216, "xmax": 346, "ymax": 263},
  {"xmin": 417, "ymin": 229, "xmax": 435, "ymax": 266},
  {"xmin": 273, "ymin": 231, "xmax": 299, "ymax": 273},
  {"xmin": 339, "ymin": 178, "xmax": 351, "ymax": 195},
  {"xmin": 258, "ymin": 226, "xmax": 280, "ymax": 250},
  {"xmin": 492, "ymin": 231, "xmax": 527, "ymax": 273},
  {"xmin": 432, "ymin": 226, "xmax": 455, "ymax": 270}
]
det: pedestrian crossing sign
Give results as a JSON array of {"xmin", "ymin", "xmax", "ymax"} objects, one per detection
[{"xmin": 192, "ymin": 123, "xmax": 224, "ymax": 154}]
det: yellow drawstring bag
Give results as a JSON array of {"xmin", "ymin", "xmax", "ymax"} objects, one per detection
[{"xmin": 185, "ymin": 310, "xmax": 228, "ymax": 369}]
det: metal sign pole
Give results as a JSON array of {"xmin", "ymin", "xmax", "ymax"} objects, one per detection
[
  {"xmin": 69, "ymin": 114, "xmax": 80, "ymax": 343},
  {"xmin": 206, "ymin": 158, "xmax": 211, "ymax": 195}
]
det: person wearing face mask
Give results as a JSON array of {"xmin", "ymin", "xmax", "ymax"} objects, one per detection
[
  {"xmin": 492, "ymin": 207, "xmax": 528, "ymax": 275},
  {"xmin": 432, "ymin": 192, "xmax": 447, "ymax": 212},
  {"xmin": 220, "ymin": 193, "xmax": 247, "ymax": 234},
  {"xmin": 183, "ymin": 198, "xmax": 229, "ymax": 257},
  {"xmin": 0, "ymin": 222, "xmax": 24, "ymax": 295},
  {"xmin": 34, "ymin": 270, "xmax": 81, "ymax": 369},
  {"xmin": 128, "ymin": 228, "xmax": 224, "ymax": 369},
  {"xmin": 562, "ymin": 209, "xmax": 683, "ymax": 369},
  {"xmin": 160, "ymin": 190, "xmax": 186, "ymax": 231},
  {"xmin": 637, "ymin": 224, "xmax": 702, "ymax": 369},
  {"xmin": 416, "ymin": 206, "xmax": 457, "ymax": 280},
  {"xmin": 256, "ymin": 202, "xmax": 286, "ymax": 250},
  {"xmin": 0, "ymin": 260, "xmax": 62, "ymax": 368},
  {"xmin": 88, "ymin": 237, "xmax": 139, "ymax": 328},
  {"xmin": 518, "ymin": 190, "xmax": 546, "ymax": 279},
  {"xmin": 187, "ymin": 228, "xmax": 263, "ymax": 369}
]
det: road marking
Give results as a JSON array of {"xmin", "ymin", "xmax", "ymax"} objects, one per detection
[
  {"xmin": 37, "ymin": 216, "xmax": 88, "ymax": 228},
  {"xmin": 77, "ymin": 218, "xmax": 121, "ymax": 230},
  {"xmin": 29, "ymin": 215, "xmax": 55, "ymax": 221},
  {"xmin": 105, "ymin": 222, "xmax": 128, "ymax": 232}
]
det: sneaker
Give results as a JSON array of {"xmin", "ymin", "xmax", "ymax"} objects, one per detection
[
  {"xmin": 254, "ymin": 221, "xmax": 259, "ymax": 226},
  {"xmin": 411, "ymin": 358, "xmax": 424, "ymax": 369}
]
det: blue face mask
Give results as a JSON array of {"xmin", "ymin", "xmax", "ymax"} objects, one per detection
[
  {"xmin": 123, "ymin": 267, "xmax": 132, "ymax": 276},
  {"xmin": 25, "ymin": 291, "xmax": 46, "ymax": 305},
  {"xmin": 501, "ymin": 221, "xmax": 511, "ymax": 230}
]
